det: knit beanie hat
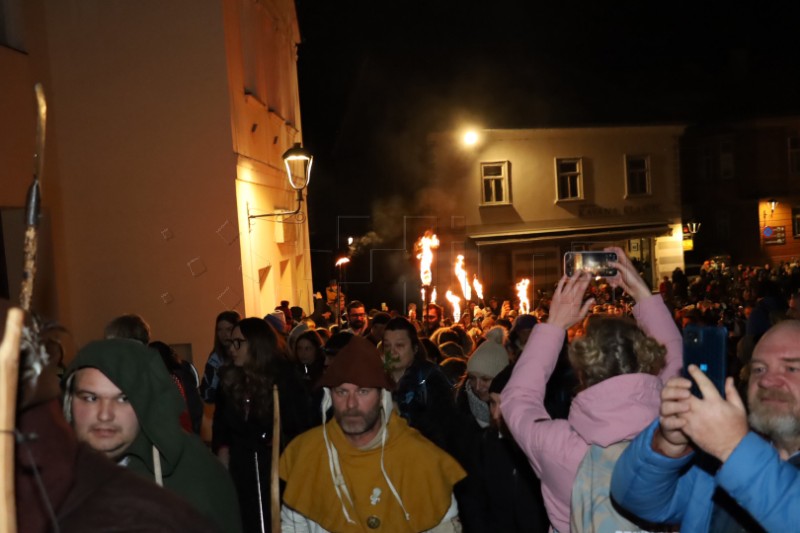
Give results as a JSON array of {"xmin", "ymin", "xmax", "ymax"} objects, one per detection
[
  {"xmin": 265, "ymin": 311, "xmax": 286, "ymax": 332},
  {"xmin": 317, "ymin": 335, "xmax": 395, "ymax": 391},
  {"xmin": 467, "ymin": 333, "xmax": 508, "ymax": 378}
]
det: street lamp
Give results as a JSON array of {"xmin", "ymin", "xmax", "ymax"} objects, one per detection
[{"xmin": 249, "ymin": 143, "xmax": 313, "ymax": 220}]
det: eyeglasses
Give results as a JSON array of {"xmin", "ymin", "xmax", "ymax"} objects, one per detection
[
  {"xmin": 229, "ymin": 338, "xmax": 247, "ymax": 350},
  {"xmin": 350, "ymin": 313, "xmax": 366, "ymax": 318}
]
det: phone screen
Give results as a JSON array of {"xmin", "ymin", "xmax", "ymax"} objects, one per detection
[
  {"xmin": 682, "ymin": 324, "xmax": 728, "ymax": 398},
  {"xmin": 563, "ymin": 251, "xmax": 618, "ymax": 277}
]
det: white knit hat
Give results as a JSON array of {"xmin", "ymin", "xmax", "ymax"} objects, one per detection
[{"xmin": 467, "ymin": 334, "xmax": 509, "ymax": 378}]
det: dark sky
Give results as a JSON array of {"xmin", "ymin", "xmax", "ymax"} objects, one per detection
[{"xmin": 294, "ymin": 1, "xmax": 800, "ymax": 305}]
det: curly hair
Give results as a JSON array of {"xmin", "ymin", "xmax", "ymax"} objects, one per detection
[
  {"xmin": 220, "ymin": 317, "xmax": 287, "ymax": 422},
  {"xmin": 568, "ymin": 316, "xmax": 666, "ymax": 391}
]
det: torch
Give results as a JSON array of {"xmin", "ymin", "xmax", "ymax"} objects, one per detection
[
  {"xmin": 455, "ymin": 255, "xmax": 471, "ymax": 302},
  {"xmin": 445, "ymin": 290, "xmax": 461, "ymax": 324},
  {"xmin": 516, "ymin": 279, "xmax": 531, "ymax": 315},
  {"xmin": 415, "ymin": 231, "xmax": 439, "ymax": 310},
  {"xmin": 472, "ymin": 275, "xmax": 485, "ymax": 308}
]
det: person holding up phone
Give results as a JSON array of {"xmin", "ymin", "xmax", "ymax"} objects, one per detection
[
  {"xmin": 501, "ymin": 247, "xmax": 682, "ymax": 533},
  {"xmin": 611, "ymin": 319, "xmax": 800, "ymax": 532}
]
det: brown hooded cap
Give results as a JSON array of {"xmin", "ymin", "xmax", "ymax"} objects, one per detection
[{"xmin": 317, "ymin": 334, "xmax": 394, "ymax": 391}]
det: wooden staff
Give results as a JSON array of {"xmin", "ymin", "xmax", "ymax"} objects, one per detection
[
  {"xmin": 0, "ymin": 308, "xmax": 24, "ymax": 533},
  {"xmin": 2, "ymin": 82, "xmax": 47, "ymax": 533},
  {"xmin": 271, "ymin": 384, "xmax": 281, "ymax": 532},
  {"xmin": 19, "ymin": 83, "xmax": 47, "ymax": 311}
]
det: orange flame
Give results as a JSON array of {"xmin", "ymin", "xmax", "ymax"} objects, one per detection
[
  {"xmin": 455, "ymin": 255, "xmax": 471, "ymax": 301},
  {"xmin": 430, "ymin": 287, "xmax": 437, "ymax": 304},
  {"xmin": 416, "ymin": 232, "xmax": 440, "ymax": 287},
  {"xmin": 445, "ymin": 290, "xmax": 461, "ymax": 323},
  {"xmin": 472, "ymin": 275, "xmax": 484, "ymax": 300},
  {"xmin": 516, "ymin": 279, "xmax": 531, "ymax": 315},
  {"xmin": 335, "ymin": 257, "xmax": 350, "ymax": 267}
]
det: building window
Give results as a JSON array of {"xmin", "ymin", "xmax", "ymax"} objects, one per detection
[
  {"xmin": 0, "ymin": 0, "xmax": 25, "ymax": 51},
  {"xmin": 789, "ymin": 133, "xmax": 800, "ymax": 175},
  {"xmin": 480, "ymin": 161, "xmax": 510, "ymax": 205},
  {"xmin": 719, "ymin": 141, "xmax": 734, "ymax": 180},
  {"xmin": 625, "ymin": 155, "xmax": 651, "ymax": 196},
  {"xmin": 555, "ymin": 158, "xmax": 583, "ymax": 201},
  {"xmin": 793, "ymin": 208, "xmax": 800, "ymax": 238}
]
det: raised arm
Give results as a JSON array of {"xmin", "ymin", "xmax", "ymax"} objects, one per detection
[
  {"xmin": 501, "ymin": 273, "xmax": 593, "ymax": 459},
  {"xmin": 605, "ymin": 247, "xmax": 682, "ymax": 381}
]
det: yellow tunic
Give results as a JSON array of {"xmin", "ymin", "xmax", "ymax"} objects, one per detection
[{"xmin": 280, "ymin": 412, "xmax": 466, "ymax": 532}]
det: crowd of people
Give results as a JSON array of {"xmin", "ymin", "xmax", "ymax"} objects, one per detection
[{"xmin": 8, "ymin": 247, "xmax": 800, "ymax": 532}]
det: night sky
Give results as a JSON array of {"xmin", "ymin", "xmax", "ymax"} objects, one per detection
[{"xmin": 294, "ymin": 1, "xmax": 800, "ymax": 308}]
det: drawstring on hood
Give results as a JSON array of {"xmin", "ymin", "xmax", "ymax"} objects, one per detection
[{"xmin": 320, "ymin": 386, "xmax": 411, "ymax": 524}]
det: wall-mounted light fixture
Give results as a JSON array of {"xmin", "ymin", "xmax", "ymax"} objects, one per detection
[
  {"xmin": 686, "ymin": 221, "xmax": 701, "ymax": 235},
  {"xmin": 248, "ymin": 143, "xmax": 313, "ymax": 223},
  {"xmin": 769, "ymin": 198, "xmax": 778, "ymax": 214}
]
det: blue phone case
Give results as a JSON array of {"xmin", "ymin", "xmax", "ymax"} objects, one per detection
[{"xmin": 682, "ymin": 324, "xmax": 728, "ymax": 398}]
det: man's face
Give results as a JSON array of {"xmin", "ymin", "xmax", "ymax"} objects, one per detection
[
  {"xmin": 332, "ymin": 383, "xmax": 382, "ymax": 443},
  {"xmin": 71, "ymin": 368, "xmax": 140, "ymax": 460},
  {"xmin": 348, "ymin": 306, "xmax": 367, "ymax": 330},
  {"xmin": 747, "ymin": 325, "xmax": 800, "ymax": 443},
  {"xmin": 424, "ymin": 308, "xmax": 440, "ymax": 329},
  {"xmin": 468, "ymin": 373, "xmax": 493, "ymax": 402},
  {"xmin": 383, "ymin": 328, "xmax": 416, "ymax": 373}
]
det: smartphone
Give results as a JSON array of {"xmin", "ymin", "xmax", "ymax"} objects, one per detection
[
  {"xmin": 563, "ymin": 251, "xmax": 618, "ymax": 277},
  {"xmin": 682, "ymin": 324, "xmax": 727, "ymax": 398}
]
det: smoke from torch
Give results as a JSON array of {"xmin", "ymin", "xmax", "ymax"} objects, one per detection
[
  {"xmin": 445, "ymin": 290, "xmax": 461, "ymax": 323},
  {"xmin": 455, "ymin": 255, "xmax": 471, "ymax": 301},
  {"xmin": 472, "ymin": 275, "xmax": 484, "ymax": 301},
  {"xmin": 516, "ymin": 279, "xmax": 531, "ymax": 315}
]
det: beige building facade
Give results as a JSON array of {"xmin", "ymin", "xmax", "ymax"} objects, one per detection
[
  {"xmin": 429, "ymin": 126, "xmax": 686, "ymax": 301},
  {"xmin": 0, "ymin": 0, "xmax": 312, "ymax": 364}
]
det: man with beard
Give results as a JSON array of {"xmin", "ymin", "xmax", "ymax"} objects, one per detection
[
  {"xmin": 279, "ymin": 335, "xmax": 466, "ymax": 532},
  {"xmin": 423, "ymin": 303, "xmax": 444, "ymax": 337},
  {"xmin": 611, "ymin": 320, "xmax": 800, "ymax": 532},
  {"xmin": 343, "ymin": 300, "xmax": 369, "ymax": 335}
]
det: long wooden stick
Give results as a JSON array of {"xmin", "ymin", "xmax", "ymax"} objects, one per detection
[
  {"xmin": 0, "ymin": 308, "xmax": 24, "ymax": 533},
  {"xmin": 271, "ymin": 385, "xmax": 281, "ymax": 532},
  {"xmin": 19, "ymin": 84, "xmax": 47, "ymax": 311}
]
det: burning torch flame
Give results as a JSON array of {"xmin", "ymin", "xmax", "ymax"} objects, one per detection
[
  {"xmin": 472, "ymin": 275, "xmax": 484, "ymax": 301},
  {"xmin": 416, "ymin": 232, "xmax": 440, "ymax": 287},
  {"xmin": 335, "ymin": 257, "xmax": 350, "ymax": 267},
  {"xmin": 446, "ymin": 290, "xmax": 461, "ymax": 323},
  {"xmin": 455, "ymin": 255, "xmax": 471, "ymax": 301},
  {"xmin": 516, "ymin": 279, "xmax": 531, "ymax": 315},
  {"xmin": 430, "ymin": 287, "xmax": 437, "ymax": 304}
]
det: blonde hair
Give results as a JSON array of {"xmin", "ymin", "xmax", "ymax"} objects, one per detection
[{"xmin": 568, "ymin": 316, "xmax": 666, "ymax": 391}]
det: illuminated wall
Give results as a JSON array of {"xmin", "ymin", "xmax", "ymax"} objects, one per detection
[{"xmin": 1, "ymin": 0, "xmax": 312, "ymax": 365}]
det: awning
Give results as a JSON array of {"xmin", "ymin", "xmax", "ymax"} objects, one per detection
[{"xmin": 470, "ymin": 222, "xmax": 673, "ymax": 247}]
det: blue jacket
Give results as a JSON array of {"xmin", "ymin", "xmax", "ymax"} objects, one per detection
[{"xmin": 610, "ymin": 419, "xmax": 800, "ymax": 532}]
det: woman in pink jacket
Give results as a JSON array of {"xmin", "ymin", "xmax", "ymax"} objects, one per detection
[{"xmin": 501, "ymin": 248, "xmax": 682, "ymax": 533}]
